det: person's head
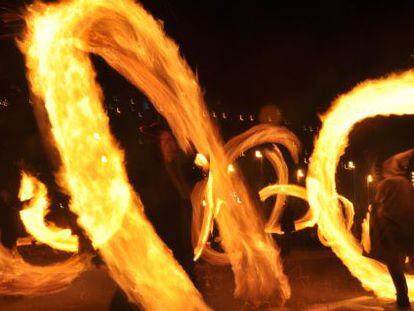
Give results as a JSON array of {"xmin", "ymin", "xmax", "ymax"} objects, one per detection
[
  {"xmin": 158, "ymin": 130, "xmax": 178, "ymax": 162},
  {"xmin": 381, "ymin": 148, "xmax": 414, "ymax": 179},
  {"xmin": 258, "ymin": 104, "xmax": 283, "ymax": 125}
]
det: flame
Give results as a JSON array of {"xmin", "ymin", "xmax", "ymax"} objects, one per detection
[
  {"xmin": 0, "ymin": 244, "xmax": 89, "ymax": 296},
  {"xmin": 259, "ymin": 184, "xmax": 317, "ymax": 233},
  {"xmin": 225, "ymin": 124, "xmax": 301, "ymax": 233},
  {"xmin": 21, "ymin": 0, "xmax": 207, "ymax": 309},
  {"xmin": 0, "ymin": 173, "xmax": 88, "ymax": 296},
  {"xmin": 20, "ymin": 0, "xmax": 289, "ymax": 306},
  {"xmin": 195, "ymin": 153, "xmax": 209, "ymax": 170},
  {"xmin": 0, "ymin": 174, "xmax": 89, "ymax": 295},
  {"xmin": 192, "ymin": 124, "xmax": 301, "ymax": 264},
  {"xmin": 19, "ymin": 173, "xmax": 79, "ymax": 253},
  {"xmin": 10, "ymin": 0, "xmax": 411, "ymax": 302},
  {"xmin": 307, "ymin": 70, "xmax": 414, "ymax": 299}
]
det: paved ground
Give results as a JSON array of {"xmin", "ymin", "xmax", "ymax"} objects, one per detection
[{"xmin": 0, "ymin": 241, "xmax": 403, "ymax": 310}]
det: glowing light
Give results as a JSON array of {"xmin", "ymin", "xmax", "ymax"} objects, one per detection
[
  {"xmin": 224, "ymin": 124, "xmax": 301, "ymax": 234},
  {"xmin": 307, "ymin": 70, "xmax": 414, "ymax": 299},
  {"xmin": 347, "ymin": 160, "xmax": 356, "ymax": 170},
  {"xmin": 193, "ymin": 124, "xmax": 301, "ymax": 264},
  {"xmin": 366, "ymin": 174, "xmax": 373, "ymax": 184},
  {"xmin": 19, "ymin": 173, "xmax": 78, "ymax": 252},
  {"xmin": 21, "ymin": 0, "xmax": 209, "ymax": 308},
  {"xmin": 296, "ymin": 168, "xmax": 305, "ymax": 181},
  {"xmin": 255, "ymin": 150, "xmax": 263, "ymax": 159},
  {"xmin": 194, "ymin": 153, "xmax": 209, "ymax": 170},
  {"xmin": 260, "ymin": 184, "xmax": 317, "ymax": 233},
  {"xmin": 20, "ymin": 0, "xmax": 288, "ymax": 305},
  {"xmin": 227, "ymin": 164, "xmax": 235, "ymax": 173}
]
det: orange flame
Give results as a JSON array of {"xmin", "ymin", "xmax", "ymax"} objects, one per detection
[
  {"xmin": 19, "ymin": 173, "xmax": 78, "ymax": 252},
  {"xmin": 307, "ymin": 70, "xmax": 414, "ymax": 299},
  {"xmin": 0, "ymin": 244, "xmax": 89, "ymax": 296},
  {"xmin": 0, "ymin": 176, "xmax": 88, "ymax": 297},
  {"xmin": 20, "ymin": 0, "xmax": 289, "ymax": 306},
  {"xmin": 191, "ymin": 124, "xmax": 302, "ymax": 264},
  {"xmin": 20, "ymin": 0, "xmax": 207, "ymax": 308}
]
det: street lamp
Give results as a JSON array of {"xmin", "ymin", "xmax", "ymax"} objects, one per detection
[
  {"xmin": 297, "ymin": 168, "xmax": 305, "ymax": 183},
  {"xmin": 345, "ymin": 160, "xmax": 357, "ymax": 208},
  {"xmin": 367, "ymin": 174, "xmax": 373, "ymax": 204},
  {"xmin": 347, "ymin": 161, "xmax": 355, "ymax": 170},
  {"xmin": 254, "ymin": 150, "xmax": 263, "ymax": 159},
  {"xmin": 255, "ymin": 150, "xmax": 264, "ymax": 184}
]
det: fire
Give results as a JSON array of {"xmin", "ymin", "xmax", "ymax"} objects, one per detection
[
  {"xmin": 19, "ymin": 173, "xmax": 78, "ymax": 253},
  {"xmin": 224, "ymin": 124, "xmax": 301, "ymax": 234},
  {"xmin": 195, "ymin": 153, "xmax": 209, "ymax": 170},
  {"xmin": 191, "ymin": 124, "xmax": 301, "ymax": 263},
  {"xmin": 259, "ymin": 184, "xmax": 318, "ymax": 233},
  {"xmin": 0, "ymin": 173, "xmax": 89, "ymax": 295},
  {"xmin": 307, "ymin": 70, "xmax": 414, "ymax": 298},
  {"xmin": 0, "ymin": 244, "xmax": 89, "ymax": 296},
  {"xmin": 19, "ymin": 0, "xmax": 289, "ymax": 306},
  {"xmin": 12, "ymin": 0, "xmax": 409, "ymax": 304},
  {"xmin": 0, "ymin": 175, "xmax": 89, "ymax": 297}
]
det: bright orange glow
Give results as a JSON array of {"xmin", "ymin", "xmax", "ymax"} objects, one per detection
[
  {"xmin": 195, "ymin": 153, "xmax": 209, "ymax": 170},
  {"xmin": 260, "ymin": 184, "xmax": 317, "ymax": 233},
  {"xmin": 307, "ymin": 70, "xmax": 414, "ymax": 299},
  {"xmin": 20, "ymin": 0, "xmax": 289, "ymax": 305},
  {"xmin": 19, "ymin": 173, "xmax": 78, "ymax": 252},
  {"xmin": 297, "ymin": 168, "xmax": 305, "ymax": 180},
  {"xmin": 16, "ymin": 0, "xmax": 409, "ymax": 304},
  {"xmin": 225, "ymin": 124, "xmax": 301, "ymax": 234},
  {"xmin": 0, "ymin": 244, "xmax": 89, "ymax": 296},
  {"xmin": 21, "ymin": 0, "xmax": 207, "ymax": 308},
  {"xmin": 0, "ymin": 178, "xmax": 88, "ymax": 297},
  {"xmin": 192, "ymin": 124, "xmax": 301, "ymax": 265}
]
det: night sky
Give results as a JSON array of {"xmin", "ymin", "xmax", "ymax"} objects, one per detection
[
  {"xmin": 139, "ymin": 0, "xmax": 414, "ymax": 123},
  {"xmin": 1, "ymin": 0, "xmax": 414, "ymax": 162}
]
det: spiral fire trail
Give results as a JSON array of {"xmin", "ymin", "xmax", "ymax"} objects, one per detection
[
  {"xmin": 4, "ymin": 0, "xmax": 408, "ymax": 305},
  {"xmin": 18, "ymin": 0, "xmax": 289, "ymax": 306},
  {"xmin": 192, "ymin": 124, "xmax": 304, "ymax": 265},
  {"xmin": 19, "ymin": 173, "xmax": 78, "ymax": 253},
  {"xmin": 0, "ymin": 174, "xmax": 89, "ymax": 296},
  {"xmin": 307, "ymin": 70, "xmax": 414, "ymax": 298}
]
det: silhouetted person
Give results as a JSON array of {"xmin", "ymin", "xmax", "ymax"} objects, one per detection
[
  {"xmin": 370, "ymin": 149, "xmax": 414, "ymax": 309},
  {"xmin": 155, "ymin": 130, "xmax": 198, "ymax": 284}
]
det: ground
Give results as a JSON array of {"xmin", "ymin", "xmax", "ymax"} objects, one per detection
[{"xmin": 0, "ymin": 241, "xmax": 403, "ymax": 310}]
